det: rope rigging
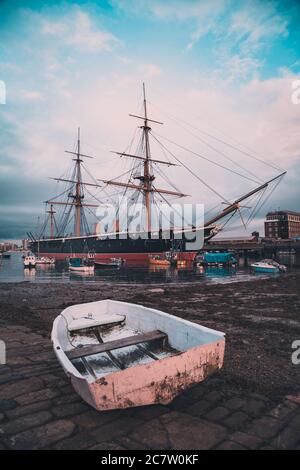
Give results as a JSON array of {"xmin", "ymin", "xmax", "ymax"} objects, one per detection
[
  {"xmin": 152, "ymin": 130, "xmax": 271, "ymax": 186},
  {"xmin": 148, "ymin": 99, "xmax": 284, "ymax": 173},
  {"xmin": 150, "ymin": 131, "xmax": 230, "ymax": 203}
]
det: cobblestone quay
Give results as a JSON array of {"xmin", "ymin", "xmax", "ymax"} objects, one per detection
[{"xmin": 0, "ymin": 274, "xmax": 300, "ymax": 449}]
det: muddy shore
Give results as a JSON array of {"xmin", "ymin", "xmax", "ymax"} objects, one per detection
[
  {"xmin": 1, "ymin": 273, "xmax": 300, "ymax": 400},
  {"xmin": 1, "ymin": 274, "xmax": 300, "ymax": 450}
]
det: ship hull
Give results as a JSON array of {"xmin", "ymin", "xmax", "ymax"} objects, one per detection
[{"xmin": 30, "ymin": 228, "xmax": 214, "ymax": 264}]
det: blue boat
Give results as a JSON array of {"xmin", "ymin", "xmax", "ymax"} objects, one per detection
[
  {"xmin": 69, "ymin": 257, "xmax": 94, "ymax": 273},
  {"xmin": 251, "ymin": 260, "xmax": 287, "ymax": 274},
  {"xmin": 195, "ymin": 251, "xmax": 237, "ymax": 267}
]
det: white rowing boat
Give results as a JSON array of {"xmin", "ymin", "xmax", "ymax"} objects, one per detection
[{"xmin": 51, "ymin": 300, "xmax": 225, "ymax": 410}]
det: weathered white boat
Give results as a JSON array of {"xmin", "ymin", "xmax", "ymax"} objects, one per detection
[{"xmin": 51, "ymin": 300, "xmax": 225, "ymax": 410}]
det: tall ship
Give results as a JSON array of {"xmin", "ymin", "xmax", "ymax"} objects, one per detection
[{"xmin": 29, "ymin": 85, "xmax": 285, "ymax": 263}]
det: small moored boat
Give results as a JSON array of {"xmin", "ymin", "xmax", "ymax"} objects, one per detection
[
  {"xmin": 94, "ymin": 258, "xmax": 123, "ymax": 269},
  {"xmin": 251, "ymin": 259, "xmax": 287, "ymax": 273},
  {"xmin": 35, "ymin": 256, "xmax": 55, "ymax": 265},
  {"xmin": 196, "ymin": 251, "xmax": 237, "ymax": 268},
  {"xmin": 149, "ymin": 256, "xmax": 170, "ymax": 267},
  {"xmin": 23, "ymin": 255, "xmax": 36, "ymax": 268},
  {"xmin": 69, "ymin": 257, "xmax": 94, "ymax": 273},
  {"xmin": 52, "ymin": 300, "xmax": 225, "ymax": 410}
]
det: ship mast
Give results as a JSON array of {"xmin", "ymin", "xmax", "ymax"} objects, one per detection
[
  {"xmin": 46, "ymin": 128, "xmax": 101, "ymax": 237},
  {"xmin": 204, "ymin": 171, "xmax": 287, "ymax": 228},
  {"xmin": 46, "ymin": 204, "xmax": 56, "ymax": 238},
  {"xmin": 74, "ymin": 128, "xmax": 83, "ymax": 237},
  {"xmin": 98, "ymin": 83, "xmax": 188, "ymax": 233},
  {"xmin": 142, "ymin": 83, "xmax": 152, "ymax": 233}
]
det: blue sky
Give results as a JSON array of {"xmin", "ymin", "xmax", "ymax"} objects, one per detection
[{"xmin": 0, "ymin": 0, "xmax": 300, "ymax": 239}]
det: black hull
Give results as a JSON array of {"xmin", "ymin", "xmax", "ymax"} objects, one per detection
[{"xmin": 30, "ymin": 229, "xmax": 213, "ymax": 262}]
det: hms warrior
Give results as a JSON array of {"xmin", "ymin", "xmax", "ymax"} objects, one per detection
[{"xmin": 29, "ymin": 85, "xmax": 286, "ymax": 263}]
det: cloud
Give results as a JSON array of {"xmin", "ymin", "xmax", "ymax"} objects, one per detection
[
  {"xmin": 118, "ymin": 56, "xmax": 132, "ymax": 65},
  {"xmin": 21, "ymin": 90, "xmax": 44, "ymax": 101},
  {"xmin": 138, "ymin": 64, "xmax": 162, "ymax": 77},
  {"xmin": 42, "ymin": 10, "xmax": 120, "ymax": 52},
  {"xmin": 228, "ymin": 2, "xmax": 289, "ymax": 55},
  {"xmin": 113, "ymin": 0, "xmax": 290, "ymax": 81},
  {"xmin": 221, "ymin": 55, "xmax": 263, "ymax": 83},
  {"xmin": 42, "ymin": 20, "xmax": 68, "ymax": 35},
  {"xmin": 0, "ymin": 62, "xmax": 22, "ymax": 73}
]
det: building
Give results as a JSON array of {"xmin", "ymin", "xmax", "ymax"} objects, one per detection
[
  {"xmin": 264, "ymin": 210, "xmax": 300, "ymax": 239},
  {"xmin": 0, "ymin": 241, "xmax": 18, "ymax": 252},
  {"xmin": 22, "ymin": 239, "xmax": 29, "ymax": 251},
  {"xmin": 210, "ymin": 234, "xmax": 258, "ymax": 245}
]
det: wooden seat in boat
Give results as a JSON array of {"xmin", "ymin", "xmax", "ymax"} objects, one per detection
[
  {"xmin": 68, "ymin": 313, "xmax": 126, "ymax": 332},
  {"xmin": 66, "ymin": 330, "xmax": 167, "ymax": 360}
]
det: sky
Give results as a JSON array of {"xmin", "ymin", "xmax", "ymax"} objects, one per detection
[{"xmin": 0, "ymin": 0, "xmax": 300, "ymax": 240}]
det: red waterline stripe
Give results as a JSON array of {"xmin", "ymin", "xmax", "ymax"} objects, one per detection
[{"xmin": 33, "ymin": 252, "xmax": 198, "ymax": 263}]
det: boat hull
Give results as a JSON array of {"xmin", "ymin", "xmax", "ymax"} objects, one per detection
[
  {"xmin": 94, "ymin": 262, "xmax": 121, "ymax": 268},
  {"xmin": 30, "ymin": 228, "xmax": 216, "ymax": 264},
  {"xmin": 69, "ymin": 266, "xmax": 94, "ymax": 272},
  {"xmin": 73, "ymin": 339, "xmax": 225, "ymax": 410},
  {"xmin": 149, "ymin": 260, "xmax": 170, "ymax": 266},
  {"xmin": 251, "ymin": 266, "xmax": 279, "ymax": 273}
]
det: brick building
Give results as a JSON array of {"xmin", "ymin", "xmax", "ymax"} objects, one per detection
[{"xmin": 264, "ymin": 210, "xmax": 300, "ymax": 239}]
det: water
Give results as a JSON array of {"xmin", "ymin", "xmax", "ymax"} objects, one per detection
[{"xmin": 0, "ymin": 251, "xmax": 297, "ymax": 285}]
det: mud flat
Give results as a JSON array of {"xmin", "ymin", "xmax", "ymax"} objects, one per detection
[{"xmin": 0, "ymin": 273, "xmax": 300, "ymax": 450}]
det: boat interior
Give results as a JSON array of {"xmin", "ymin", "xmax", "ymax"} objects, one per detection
[
  {"xmin": 55, "ymin": 300, "xmax": 224, "ymax": 382},
  {"xmin": 68, "ymin": 320, "xmax": 178, "ymax": 380}
]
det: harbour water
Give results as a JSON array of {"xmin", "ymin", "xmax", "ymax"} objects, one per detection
[{"xmin": 0, "ymin": 251, "xmax": 298, "ymax": 284}]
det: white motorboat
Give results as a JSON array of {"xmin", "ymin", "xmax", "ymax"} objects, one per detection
[
  {"xmin": 23, "ymin": 255, "xmax": 36, "ymax": 268},
  {"xmin": 251, "ymin": 259, "xmax": 287, "ymax": 273}
]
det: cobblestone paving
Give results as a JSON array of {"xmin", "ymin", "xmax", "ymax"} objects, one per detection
[{"xmin": 1, "ymin": 325, "xmax": 300, "ymax": 450}]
